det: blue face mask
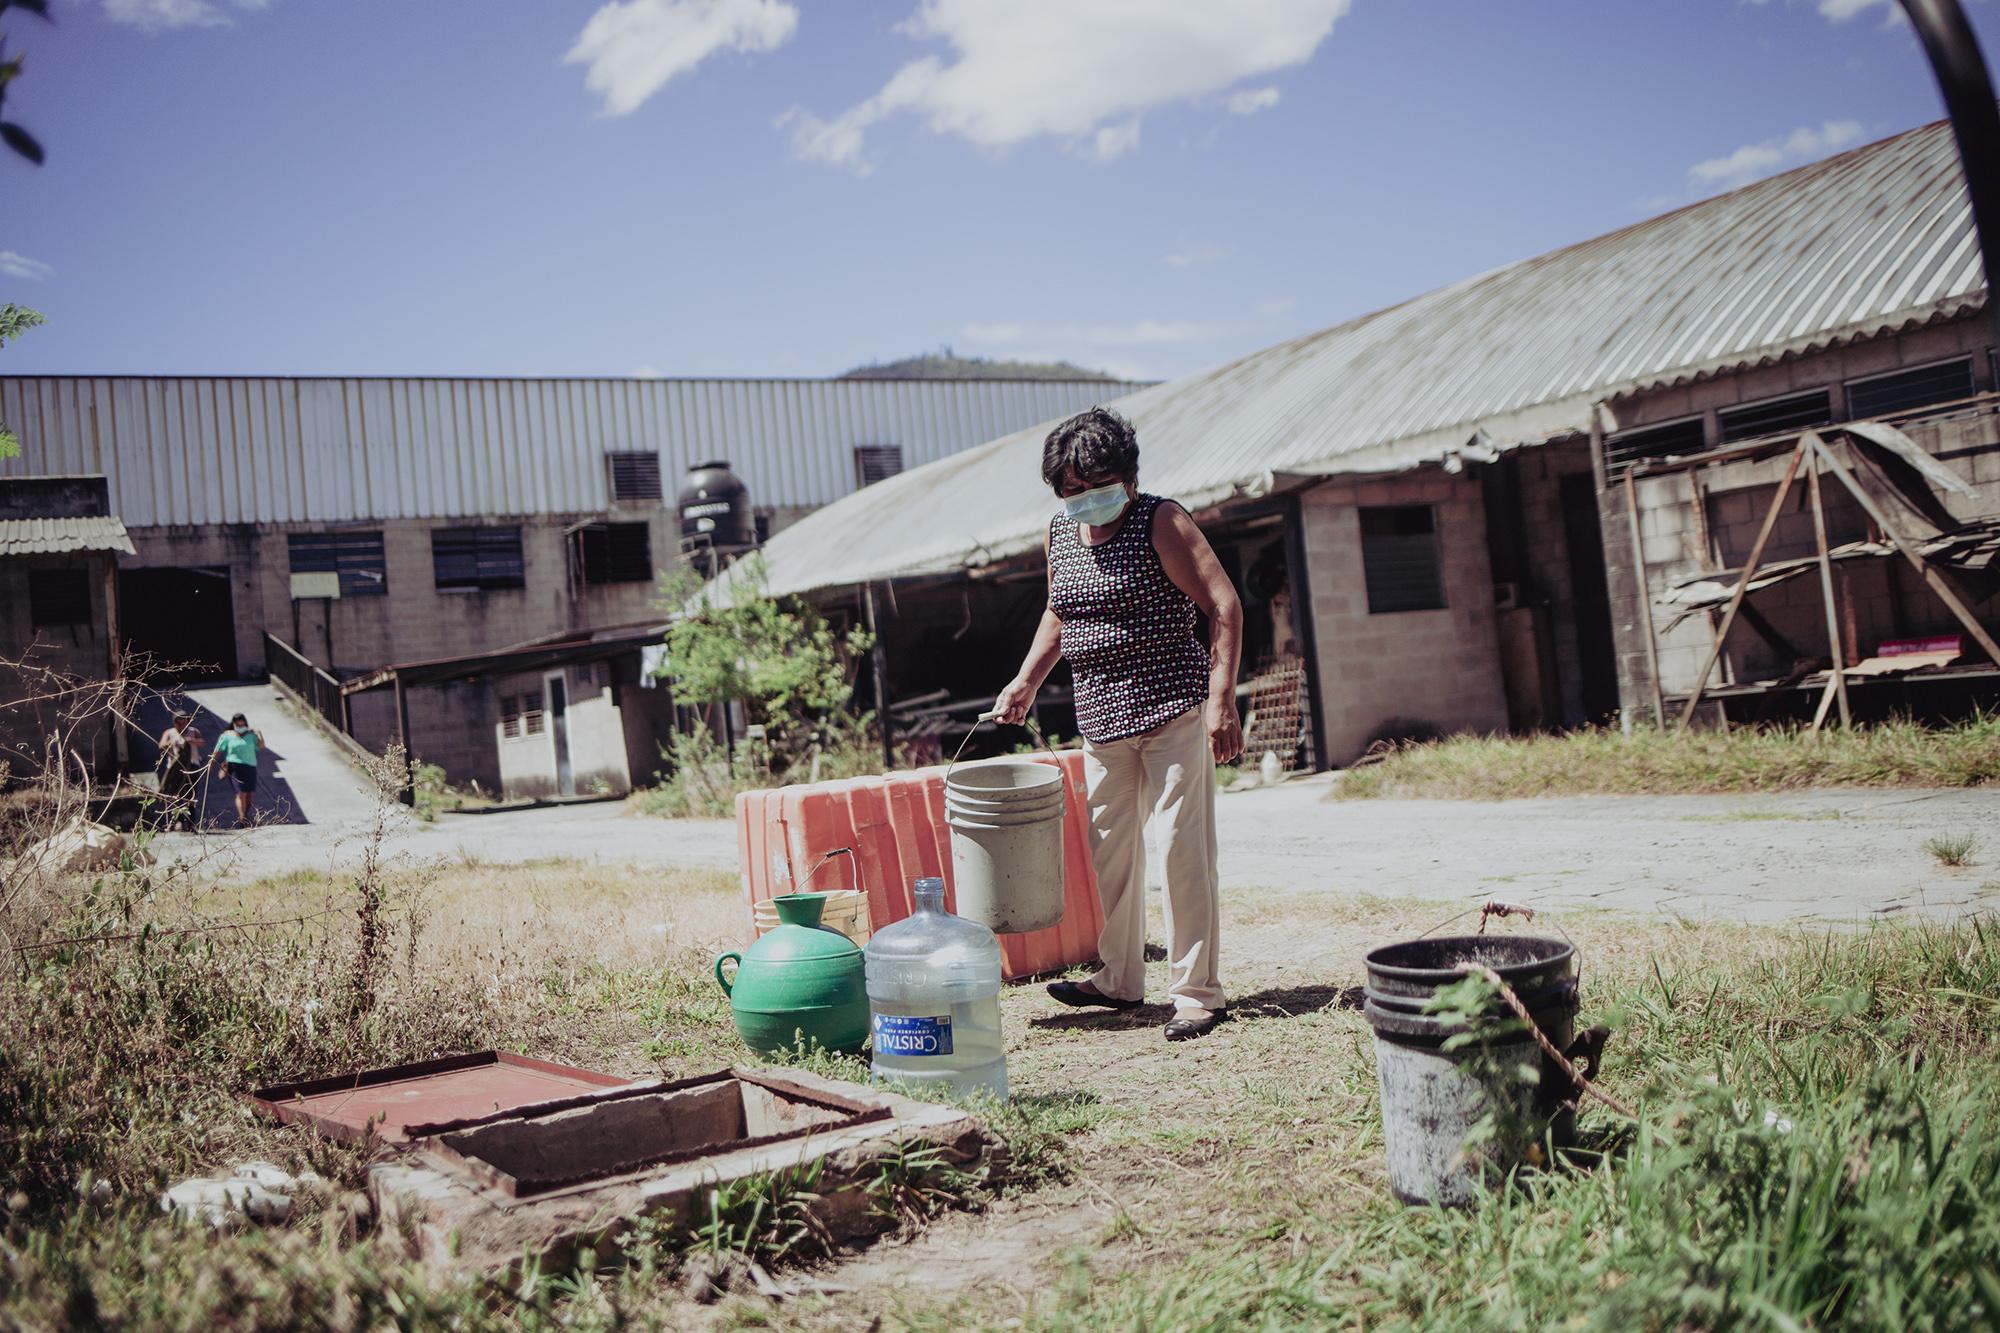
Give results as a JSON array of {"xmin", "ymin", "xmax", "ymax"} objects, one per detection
[{"xmin": 1063, "ymin": 481, "xmax": 1130, "ymax": 527}]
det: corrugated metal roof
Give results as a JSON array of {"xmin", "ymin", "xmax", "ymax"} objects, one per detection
[
  {"xmin": 0, "ymin": 376, "xmax": 1148, "ymax": 528},
  {"xmin": 737, "ymin": 118, "xmax": 1988, "ymax": 600},
  {"xmin": 0, "ymin": 515, "xmax": 136, "ymax": 556}
]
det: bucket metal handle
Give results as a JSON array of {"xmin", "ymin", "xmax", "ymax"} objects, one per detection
[
  {"xmin": 945, "ymin": 709, "xmax": 1066, "ymax": 778},
  {"xmin": 754, "ymin": 847, "xmax": 864, "ymax": 940},
  {"xmin": 792, "ymin": 846, "xmax": 862, "ymax": 897}
]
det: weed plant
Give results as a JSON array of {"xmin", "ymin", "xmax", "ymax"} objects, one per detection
[
  {"xmin": 973, "ymin": 918, "xmax": 2000, "ymax": 1332},
  {"xmin": 1926, "ymin": 831, "xmax": 1980, "ymax": 867}
]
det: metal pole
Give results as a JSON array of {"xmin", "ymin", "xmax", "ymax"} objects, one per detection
[
  {"xmin": 1805, "ymin": 445, "xmax": 1852, "ymax": 728},
  {"xmin": 861, "ymin": 582, "xmax": 895, "ymax": 771},
  {"xmin": 1901, "ymin": 0, "xmax": 2000, "ymax": 351},
  {"xmin": 103, "ymin": 558, "xmax": 129, "ymax": 773},
  {"xmin": 393, "ymin": 674, "xmax": 415, "ymax": 805}
]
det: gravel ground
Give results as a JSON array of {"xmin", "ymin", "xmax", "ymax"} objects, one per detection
[{"xmin": 154, "ymin": 684, "xmax": 2000, "ymax": 926}]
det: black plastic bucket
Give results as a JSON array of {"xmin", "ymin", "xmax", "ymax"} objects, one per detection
[{"xmin": 1363, "ymin": 934, "xmax": 1578, "ymax": 1206}]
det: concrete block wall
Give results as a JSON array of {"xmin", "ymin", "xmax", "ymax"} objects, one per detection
[
  {"xmin": 1300, "ymin": 472, "xmax": 1509, "ymax": 764},
  {"xmin": 491, "ymin": 662, "xmax": 634, "ymax": 799},
  {"xmin": 1, "ymin": 552, "xmax": 119, "ymax": 777},
  {"xmin": 564, "ymin": 663, "xmax": 633, "ymax": 795},
  {"xmin": 1611, "ymin": 315, "xmax": 1996, "ymax": 435},
  {"xmin": 618, "ymin": 679, "xmax": 677, "ymax": 789},
  {"xmin": 1509, "ymin": 439, "xmax": 1602, "ymax": 727},
  {"xmin": 407, "ymin": 682, "xmax": 502, "ymax": 793},
  {"xmin": 1602, "ymin": 316, "xmax": 2000, "ymax": 713},
  {"xmin": 345, "ymin": 679, "xmax": 502, "ymax": 793},
  {"xmin": 125, "ymin": 510, "xmax": 677, "ymax": 679}
]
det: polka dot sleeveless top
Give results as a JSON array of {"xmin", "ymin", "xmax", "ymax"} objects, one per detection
[{"xmin": 1048, "ymin": 493, "xmax": 1212, "ymax": 744}]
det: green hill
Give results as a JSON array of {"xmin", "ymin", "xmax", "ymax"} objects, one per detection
[{"xmin": 839, "ymin": 350, "xmax": 1128, "ymax": 382}]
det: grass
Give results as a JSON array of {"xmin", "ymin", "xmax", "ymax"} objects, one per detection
[
  {"xmin": 6, "ymin": 813, "xmax": 1999, "ymax": 1328},
  {"xmin": 1927, "ymin": 831, "xmax": 1981, "ymax": 867},
  {"xmin": 409, "ymin": 761, "xmax": 498, "ymax": 821},
  {"xmin": 1336, "ymin": 713, "xmax": 2000, "ymax": 801},
  {"xmin": 871, "ymin": 912, "xmax": 2000, "ymax": 1333}
]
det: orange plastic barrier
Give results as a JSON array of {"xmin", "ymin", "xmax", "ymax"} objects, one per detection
[{"xmin": 736, "ymin": 752, "xmax": 1105, "ymax": 982}]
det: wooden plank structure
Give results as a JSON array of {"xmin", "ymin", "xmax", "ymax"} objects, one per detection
[{"xmin": 1621, "ymin": 422, "xmax": 2000, "ymax": 732}]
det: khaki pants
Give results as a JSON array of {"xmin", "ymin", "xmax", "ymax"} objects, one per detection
[{"xmin": 1082, "ymin": 706, "xmax": 1225, "ymax": 1012}]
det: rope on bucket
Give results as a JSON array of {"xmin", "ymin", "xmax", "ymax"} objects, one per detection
[
  {"xmin": 1420, "ymin": 900, "xmax": 1584, "ymax": 991},
  {"xmin": 1455, "ymin": 961, "xmax": 1634, "ymax": 1120}
]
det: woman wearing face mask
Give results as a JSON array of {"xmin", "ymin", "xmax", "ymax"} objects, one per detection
[
  {"xmin": 210, "ymin": 712, "xmax": 265, "ymax": 828},
  {"xmin": 992, "ymin": 407, "xmax": 1243, "ymax": 1042}
]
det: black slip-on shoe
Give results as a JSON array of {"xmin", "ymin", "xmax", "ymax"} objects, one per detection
[
  {"xmin": 1164, "ymin": 1007, "xmax": 1229, "ymax": 1041},
  {"xmin": 1046, "ymin": 980, "xmax": 1142, "ymax": 1011}
]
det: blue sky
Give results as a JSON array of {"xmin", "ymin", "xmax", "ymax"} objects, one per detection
[{"xmin": 1, "ymin": 0, "xmax": 1995, "ymax": 381}]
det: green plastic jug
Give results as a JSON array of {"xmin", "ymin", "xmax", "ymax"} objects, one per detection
[{"xmin": 713, "ymin": 892, "xmax": 869, "ymax": 1056}]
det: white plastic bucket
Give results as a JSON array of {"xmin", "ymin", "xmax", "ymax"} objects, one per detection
[{"xmin": 944, "ymin": 758, "xmax": 1067, "ymax": 934}]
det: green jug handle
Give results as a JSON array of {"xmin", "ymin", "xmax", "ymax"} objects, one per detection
[{"xmin": 713, "ymin": 951, "xmax": 741, "ymax": 995}]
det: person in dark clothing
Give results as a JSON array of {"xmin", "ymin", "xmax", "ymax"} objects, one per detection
[
  {"xmin": 154, "ymin": 710, "xmax": 205, "ymax": 825},
  {"xmin": 994, "ymin": 408, "xmax": 1243, "ymax": 1042}
]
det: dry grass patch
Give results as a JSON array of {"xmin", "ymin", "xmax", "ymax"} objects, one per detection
[
  {"xmin": 7, "ymin": 815, "xmax": 1996, "ymax": 1331},
  {"xmin": 1336, "ymin": 714, "xmax": 2000, "ymax": 801}
]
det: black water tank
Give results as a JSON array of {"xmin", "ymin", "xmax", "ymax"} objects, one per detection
[{"xmin": 677, "ymin": 460, "xmax": 755, "ymax": 550}]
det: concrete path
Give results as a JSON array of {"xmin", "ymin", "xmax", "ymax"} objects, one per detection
[
  {"xmin": 1210, "ymin": 774, "xmax": 2000, "ymax": 926},
  {"xmin": 146, "ymin": 683, "xmax": 742, "ymax": 882},
  {"xmin": 150, "ymin": 694, "xmax": 1999, "ymax": 926},
  {"xmin": 134, "ymin": 680, "xmax": 378, "ymax": 833}
]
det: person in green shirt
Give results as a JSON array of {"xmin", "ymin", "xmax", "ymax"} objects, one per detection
[{"xmin": 209, "ymin": 712, "xmax": 265, "ymax": 828}]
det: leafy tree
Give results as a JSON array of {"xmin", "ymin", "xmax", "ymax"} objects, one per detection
[
  {"xmin": 0, "ymin": 303, "xmax": 44, "ymax": 459},
  {"xmin": 656, "ymin": 555, "xmax": 874, "ymax": 769},
  {"xmin": 0, "ymin": 0, "xmax": 49, "ymax": 165}
]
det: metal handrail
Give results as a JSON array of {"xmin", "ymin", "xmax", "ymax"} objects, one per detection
[{"xmin": 264, "ymin": 632, "xmax": 347, "ymax": 733}]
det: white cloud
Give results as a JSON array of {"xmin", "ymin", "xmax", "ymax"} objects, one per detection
[
  {"xmin": 1255, "ymin": 296, "xmax": 1297, "ymax": 317},
  {"xmin": 102, "ymin": 0, "xmax": 266, "ymax": 31},
  {"xmin": 1741, "ymin": 0, "xmax": 1903, "ymax": 25},
  {"xmin": 1168, "ymin": 244, "xmax": 1224, "ymax": 268},
  {"xmin": 1092, "ymin": 118, "xmax": 1142, "ymax": 161},
  {"xmin": 1687, "ymin": 118, "xmax": 1863, "ymax": 187},
  {"xmin": 1226, "ymin": 86, "xmax": 1281, "ymax": 115},
  {"xmin": 0, "ymin": 251, "xmax": 54, "ymax": 281},
  {"xmin": 1816, "ymin": 0, "xmax": 1891, "ymax": 19},
  {"xmin": 1076, "ymin": 319, "xmax": 1221, "ymax": 346},
  {"xmin": 568, "ymin": 0, "xmax": 799, "ymax": 118},
  {"xmin": 786, "ymin": 0, "xmax": 1347, "ymax": 172}
]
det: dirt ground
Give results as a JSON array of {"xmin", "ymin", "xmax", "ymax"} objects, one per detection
[{"xmin": 673, "ymin": 886, "xmax": 1803, "ymax": 1330}]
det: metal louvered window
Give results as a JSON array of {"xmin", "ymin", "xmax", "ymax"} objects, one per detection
[
  {"xmin": 607, "ymin": 451, "xmax": 663, "ymax": 501},
  {"xmin": 580, "ymin": 521, "xmax": 654, "ymax": 585},
  {"xmin": 432, "ymin": 526, "xmax": 525, "ymax": 591},
  {"xmin": 29, "ymin": 569, "xmax": 92, "ymax": 626},
  {"xmin": 287, "ymin": 530, "xmax": 388, "ymax": 596},
  {"xmin": 1845, "ymin": 358, "xmax": 1975, "ymax": 419},
  {"xmin": 854, "ymin": 445, "xmax": 904, "ymax": 488},
  {"xmin": 1604, "ymin": 417, "xmax": 1706, "ymax": 471},
  {"xmin": 1360, "ymin": 506, "xmax": 1446, "ymax": 614},
  {"xmin": 1718, "ymin": 389, "xmax": 1833, "ymax": 444},
  {"xmin": 499, "ymin": 693, "xmax": 544, "ymax": 737}
]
